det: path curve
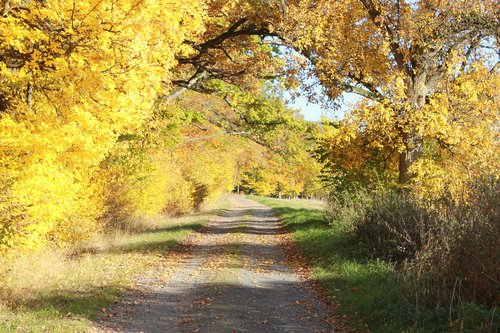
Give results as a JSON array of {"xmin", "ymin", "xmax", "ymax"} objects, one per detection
[{"xmin": 94, "ymin": 195, "xmax": 335, "ymax": 333}]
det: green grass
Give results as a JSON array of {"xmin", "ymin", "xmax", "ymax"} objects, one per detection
[
  {"xmin": 249, "ymin": 195, "xmax": 439, "ymax": 333},
  {"xmin": 0, "ymin": 198, "xmax": 230, "ymax": 333}
]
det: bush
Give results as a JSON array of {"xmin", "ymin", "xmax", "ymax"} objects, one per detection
[
  {"xmin": 327, "ymin": 177, "xmax": 499, "ymax": 308},
  {"xmin": 355, "ymin": 190, "xmax": 443, "ymax": 262},
  {"xmin": 442, "ymin": 178, "xmax": 499, "ymax": 306},
  {"xmin": 325, "ymin": 187, "xmax": 372, "ymax": 231}
]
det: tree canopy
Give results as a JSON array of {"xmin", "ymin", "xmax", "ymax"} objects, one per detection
[{"xmin": 1, "ymin": 0, "xmax": 498, "ymax": 250}]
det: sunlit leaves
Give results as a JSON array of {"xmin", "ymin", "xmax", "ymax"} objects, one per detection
[
  {"xmin": 0, "ymin": 0, "xmax": 206, "ymax": 249},
  {"xmin": 280, "ymin": 0, "xmax": 499, "ymax": 183}
]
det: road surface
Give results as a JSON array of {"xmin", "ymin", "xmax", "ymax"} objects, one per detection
[{"xmin": 94, "ymin": 196, "xmax": 334, "ymax": 333}]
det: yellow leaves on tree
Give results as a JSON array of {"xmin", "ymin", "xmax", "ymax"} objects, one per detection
[
  {"xmin": 1, "ymin": 0, "xmax": 498, "ymax": 251},
  {"xmin": 279, "ymin": 0, "xmax": 498, "ymax": 184},
  {"xmin": 0, "ymin": 0, "xmax": 206, "ymax": 250},
  {"xmin": 409, "ymin": 64, "xmax": 499, "ymax": 200},
  {"xmin": 319, "ymin": 62, "xmax": 499, "ymax": 200}
]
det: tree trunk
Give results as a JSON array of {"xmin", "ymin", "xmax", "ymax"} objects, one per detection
[
  {"xmin": 398, "ymin": 79, "xmax": 427, "ymax": 184},
  {"xmin": 398, "ymin": 150, "xmax": 410, "ymax": 184},
  {"xmin": 398, "ymin": 135, "xmax": 423, "ymax": 184}
]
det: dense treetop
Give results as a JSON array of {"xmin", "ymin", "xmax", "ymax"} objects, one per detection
[{"xmin": 0, "ymin": 0, "xmax": 498, "ymax": 250}]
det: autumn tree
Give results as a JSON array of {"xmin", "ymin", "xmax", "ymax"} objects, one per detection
[
  {"xmin": 0, "ymin": 0, "xmax": 207, "ymax": 249},
  {"xmin": 1, "ymin": 0, "xmax": 497, "ymax": 252},
  {"xmin": 277, "ymin": 0, "xmax": 499, "ymax": 183},
  {"xmin": 159, "ymin": 0, "xmax": 498, "ymax": 186},
  {"xmin": 163, "ymin": 0, "xmax": 285, "ymax": 101}
]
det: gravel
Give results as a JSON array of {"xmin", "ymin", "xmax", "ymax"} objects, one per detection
[{"xmin": 94, "ymin": 195, "xmax": 335, "ymax": 333}]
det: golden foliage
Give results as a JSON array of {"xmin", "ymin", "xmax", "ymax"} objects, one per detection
[
  {"xmin": 1, "ymin": 0, "xmax": 498, "ymax": 252},
  {"xmin": 0, "ymin": 0, "xmax": 206, "ymax": 250},
  {"xmin": 319, "ymin": 63, "xmax": 499, "ymax": 200}
]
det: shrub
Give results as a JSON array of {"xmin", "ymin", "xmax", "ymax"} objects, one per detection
[
  {"xmin": 438, "ymin": 177, "xmax": 499, "ymax": 306},
  {"xmin": 328, "ymin": 176, "xmax": 499, "ymax": 308},
  {"xmin": 355, "ymin": 190, "xmax": 443, "ymax": 262},
  {"xmin": 325, "ymin": 187, "xmax": 372, "ymax": 232}
]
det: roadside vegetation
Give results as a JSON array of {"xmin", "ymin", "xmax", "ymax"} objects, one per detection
[
  {"xmin": 0, "ymin": 198, "xmax": 229, "ymax": 333},
  {"xmin": 252, "ymin": 195, "xmax": 499, "ymax": 333}
]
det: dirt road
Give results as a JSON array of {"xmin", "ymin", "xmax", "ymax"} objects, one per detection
[{"xmin": 94, "ymin": 196, "xmax": 334, "ymax": 333}]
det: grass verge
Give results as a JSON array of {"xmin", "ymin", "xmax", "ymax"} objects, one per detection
[
  {"xmin": 0, "ymin": 197, "xmax": 230, "ymax": 333},
  {"xmin": 249, "ymin": 195, "xmax": 454, "ymax": 333}
]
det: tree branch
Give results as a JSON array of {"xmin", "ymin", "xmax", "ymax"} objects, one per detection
[
  {"xmin": 359, "ymin": 0, "xmax": 409, "ymax": 76},
  {"xmin": 158, "ymin": 70, "xmax": 208, "ymax": 103}
]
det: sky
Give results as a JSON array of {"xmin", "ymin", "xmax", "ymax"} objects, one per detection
[
  {"xmin": 273, "ymin": 43, "xmax": 364, "ymax": 122},
  {"xmin": 284, "ymin": 91, "xmax": 362, "ymax": 122}
]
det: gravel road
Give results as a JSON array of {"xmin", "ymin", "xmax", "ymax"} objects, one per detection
[{"xmin": 94, "ymin": 195, "xmax": 335, "ymax": 333}]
